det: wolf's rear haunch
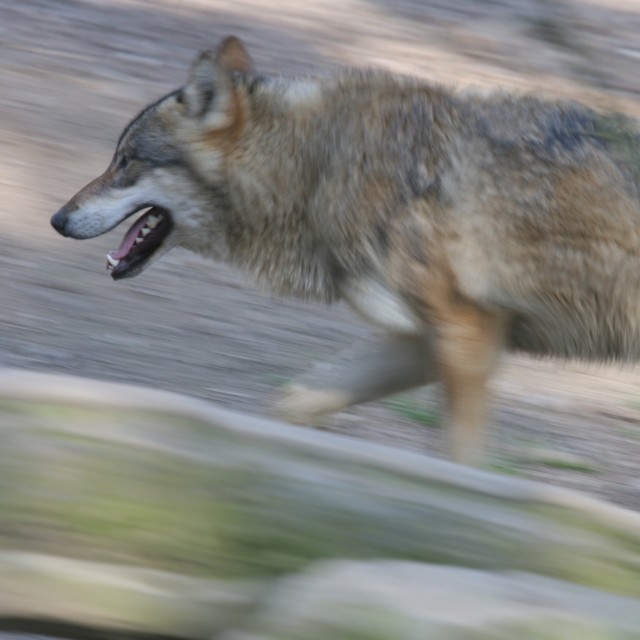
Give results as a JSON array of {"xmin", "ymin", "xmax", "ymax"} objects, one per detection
[{"xmin": 51, "ymin": 36, "xmax": 640, "ymax": 464}]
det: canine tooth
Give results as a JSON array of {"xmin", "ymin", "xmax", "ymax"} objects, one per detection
[
  {"xmin": 106, "ymin": 255, "xmax": 120, "ymax": 267},
  {"xmin": 146, "ymin": 215, "xmax": 160, "ymax": 229},
  {"xmin": 135, "ymin": 237, "xmax": 144, "ymax": 245},
  {"xmin": 141, "ymin": 227, "xmax": 151, "ymax": 236}
]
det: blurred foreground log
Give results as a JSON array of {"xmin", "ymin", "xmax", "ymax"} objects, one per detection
[{"xmin": 0, "ymin": 369, "xmax": 639, "ymax": 638}]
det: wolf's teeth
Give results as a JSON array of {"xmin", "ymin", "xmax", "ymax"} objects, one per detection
[
  {"xmin": 135, "ymin": 236, "xmax": 144, "ymax": 245},
  {"xmin": 141, "ymin": 227, "xmax": 151, "ymax": 236},
  {"xmin": 106, "ymin": 255, "xmax": 120, "ymax": 267},
  {"xmin": 146, "ymin": 215, "xmax": 160, "ymax": 229}
]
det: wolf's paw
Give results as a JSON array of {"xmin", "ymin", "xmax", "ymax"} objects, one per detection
[{"xmin": 272, "ymin": 384, "xmax": 349, "ymax": 426}]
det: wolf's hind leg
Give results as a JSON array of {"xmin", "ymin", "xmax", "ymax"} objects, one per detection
[{"xmin": 273, "ymin": 334, "xmax": 436, "ymax": 425}]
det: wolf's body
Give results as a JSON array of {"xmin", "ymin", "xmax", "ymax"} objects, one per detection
[{"xmin": 51, "ymin": 37, "xmax": 640, "ymax": 463}]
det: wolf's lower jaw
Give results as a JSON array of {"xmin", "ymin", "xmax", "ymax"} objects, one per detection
[{"xmin": 107, "ymin": 206, "xmax": 174, "ymax": 280}]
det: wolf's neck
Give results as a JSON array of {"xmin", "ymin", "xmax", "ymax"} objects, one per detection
[
  {"xmin": 214, "ymin": 72, "xmax": 444, "ymax": 302},
  {"xmin": 222, "ymin": 126, "xmax": 346, "ymax": 302}
]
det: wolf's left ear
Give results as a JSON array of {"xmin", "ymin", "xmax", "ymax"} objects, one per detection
[
  {"xmin": 182, "ymin": 37, "xmax": 254, "ymax": 121},
  {"xmin": 182, "ymin": 50, "xmax": 219, "ymax": 118}
]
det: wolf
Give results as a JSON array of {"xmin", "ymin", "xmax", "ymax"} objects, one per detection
[{"xmin": 51, "ymin": 36, "xmax": 640, "ymax": 464}]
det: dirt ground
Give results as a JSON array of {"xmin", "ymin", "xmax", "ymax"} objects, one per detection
[{"xmin": 1, "ymin": 0, "xmax": 640, "ymax": 509}]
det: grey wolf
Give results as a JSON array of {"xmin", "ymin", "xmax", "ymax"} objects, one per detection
[{"xmin": 51, "ymin": 36, "xmax": 640, "ymax": 464}]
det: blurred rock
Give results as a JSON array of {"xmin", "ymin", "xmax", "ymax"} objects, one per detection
[
  {"xmin": 0, "ymin": 369, "xmax": 639, "ymax": 638},
  {"xmin": 224, "ymin": 560, "xmax": 640, "ymax": 639}
]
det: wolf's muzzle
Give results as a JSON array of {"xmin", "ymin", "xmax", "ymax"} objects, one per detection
[{"xmin": 50, "ymin": 208, "xmax": 70, "ymax": 236}]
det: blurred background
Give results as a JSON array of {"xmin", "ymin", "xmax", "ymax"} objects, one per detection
[{"xmin": 2, "ymin": 0, "xmax": 640, "ymax": 510}]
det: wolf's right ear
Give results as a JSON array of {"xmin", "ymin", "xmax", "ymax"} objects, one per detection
[
  {"xmin": 215, "ymin": 36, "xmax": 254, "ymax": 75},
  {"xmin": 181, "ymin": 50, "xmax": 219, "ymax": 118}
]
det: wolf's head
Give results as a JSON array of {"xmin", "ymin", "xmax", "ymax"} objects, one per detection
[{"xmin": 50, "ymin": 36, "xmax": 255, "ymax": 279}]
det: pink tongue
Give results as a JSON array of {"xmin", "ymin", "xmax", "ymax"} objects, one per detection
[{"xmin": 110, "ymin": 211, "xmax": 153, "ymax": 260}]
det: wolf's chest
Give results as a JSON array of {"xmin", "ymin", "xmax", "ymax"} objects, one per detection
[{"xmin": 344, "ymin": 277, "xmax": 421, "ymax": 334}]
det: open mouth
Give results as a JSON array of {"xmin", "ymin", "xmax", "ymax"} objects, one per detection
[{"xmin": 106, "ymin": 206, "xmax": 173, "ymax": 280}]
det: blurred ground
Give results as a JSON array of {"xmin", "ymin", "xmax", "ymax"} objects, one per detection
[{"xmin": 1, "ymin": 0, "xmax": 640, "ymax": 508}]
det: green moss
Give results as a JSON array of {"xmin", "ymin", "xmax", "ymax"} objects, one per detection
[
  {"xmin": 537, "ymin": 457, "xmax": 598, "ymax": 473},
  {"xmin": 385, "ymin": 395, "xmax": 440, "ymax": 427},
  {"xmin": 265, "ymin": 373, "xmax": 292, "ymax": 387},
  {"xmin": 486, "ymin": 461, "xmax": 522, "ymax": 477}
]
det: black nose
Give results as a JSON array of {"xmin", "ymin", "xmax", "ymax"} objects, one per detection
[{"xmin": 50, "ymin": 208, "xmax": 68, "ymax": 236}]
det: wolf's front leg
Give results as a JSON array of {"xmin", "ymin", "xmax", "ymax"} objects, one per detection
[
  {"xmin": 436, "ymin": 305, "xmax": 506, "ymax": 465},
  {"xmin": 273, "ymin": 334, "xmax": 437, "ymax": 425}
]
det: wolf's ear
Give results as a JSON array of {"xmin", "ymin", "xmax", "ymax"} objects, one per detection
[
  {"xmin": 182, "ymin": 50, "xmax": 220, "ymax": 118},
  {"xmin": 215, "ymin": 36, "xmax": 254, "ymax": 75},
  {"xmin": 181, "ymin": 38, "xmax": 253, "ymax": 121}
]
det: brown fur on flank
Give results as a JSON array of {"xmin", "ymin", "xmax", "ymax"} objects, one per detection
[{"xmin": 52, "ymin": 37, "xmax": 640, "ymax": 463}]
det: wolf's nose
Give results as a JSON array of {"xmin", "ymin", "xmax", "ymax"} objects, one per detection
[{"xmin": 50, "ymin": 208, "xmax": 69, "ymax": 236}]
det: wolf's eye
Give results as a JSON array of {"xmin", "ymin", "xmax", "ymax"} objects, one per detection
[{"xmin": 118, "ymin": 156, "xmax": 129, "ymax": 171}]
